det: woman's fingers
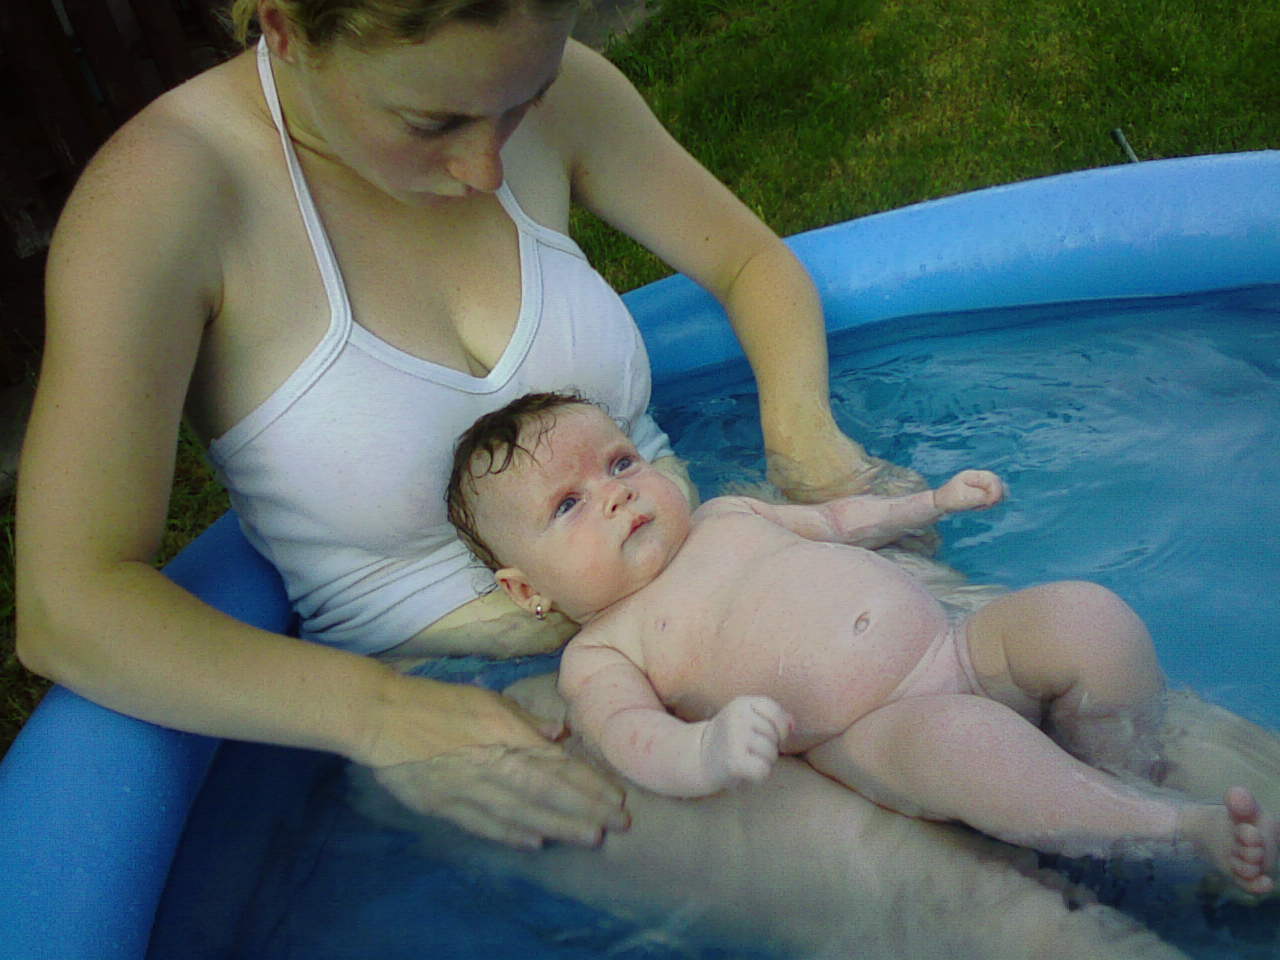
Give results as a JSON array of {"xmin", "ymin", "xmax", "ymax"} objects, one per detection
[
  {"xmin": 363, "ymin": 675, "xmax": 631, "ymax": 849},
  {"xmin": 373, "ymin": 742, "xmax": 629, "ymax": 849}
]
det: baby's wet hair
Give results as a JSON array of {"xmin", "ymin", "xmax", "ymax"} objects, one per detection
[{"xmin": 447, "ymin": 390, "xmax": 601, "ymax": 570}]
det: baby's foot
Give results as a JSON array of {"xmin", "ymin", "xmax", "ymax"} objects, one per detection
[{"xmin": 1179, "ymin": 786, "xmax": 1277, "ymax": 896}]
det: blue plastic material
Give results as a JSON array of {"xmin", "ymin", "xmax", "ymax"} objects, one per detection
[
  {"xmin": 0, "ymin": 152, "xmax": 1277, "ymax": 959},
  {"xmin": 0, "ymin": 513, "xmax": 293, "ymax": 958},
  {"xmin": 630, "ymin": 152, "xmax": 1280, "ymax": 384}
]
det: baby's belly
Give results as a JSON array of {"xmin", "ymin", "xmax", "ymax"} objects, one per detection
[{"xmin": 652, "ymin": 543, "xmax": 949, "ymax": 751}]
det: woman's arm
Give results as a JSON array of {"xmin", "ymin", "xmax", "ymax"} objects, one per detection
[
  {"xmin": 554, "ymin": 43, "xmax": 879, "ymax": 501},
  {"xmin": 382, "ymin": 587, "xmax": 579, "ymax": 662},
  {"xmin": 15, "ymin": 104, "xmax": 624, "ymax": 850},
  {"xmin": 18, "ymin": 106, "xmax": 396, "ymax": 759}
]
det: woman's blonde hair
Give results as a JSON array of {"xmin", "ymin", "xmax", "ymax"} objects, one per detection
[{"xmin": 227, "ymin": 0, "xmax": 580, "ymax": 51}]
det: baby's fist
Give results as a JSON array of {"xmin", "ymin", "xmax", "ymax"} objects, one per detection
[
  {"xmin": 700, "ymin": 696, "xmax": 792, "ymax": 790},
  {"xmin": 934, "ymin": 470, "xmax": 1005, "ymax": 513}
]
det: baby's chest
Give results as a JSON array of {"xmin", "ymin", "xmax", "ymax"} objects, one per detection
[{"xmin": 637, "ymin": 542, "xmax": 855, "ymax": 690}]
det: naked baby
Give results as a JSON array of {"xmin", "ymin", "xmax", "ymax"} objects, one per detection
[{"xmin": 446, "ymin": 392, "xmax": 1278, "ymax": 896}]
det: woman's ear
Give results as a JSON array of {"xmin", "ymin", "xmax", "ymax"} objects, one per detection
[
  {"xmin": 494, "ymin": 567, "xmax": 550, "ymax": 617},
  {"xmin": 258, "ymin": 1, "xmax": 298, "ymax": 61}
]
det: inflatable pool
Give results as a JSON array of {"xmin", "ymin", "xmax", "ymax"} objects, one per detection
[{"xmin": 1, "ymin": 151, "xmax": 1277, "ymax": 959}]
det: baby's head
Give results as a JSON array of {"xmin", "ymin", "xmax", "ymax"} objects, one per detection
[{"xmin": 448, "ymin": 392, "xmax": 692, "ymax": 623}]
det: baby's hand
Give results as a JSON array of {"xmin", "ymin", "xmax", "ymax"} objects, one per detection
[
  {"xmin": 934, "ymin": 469, "xmax": 1005, "ymax": 513},
  {"xmin": 700, "ymin": 695, "xmax": 792, "ymax": 790}
]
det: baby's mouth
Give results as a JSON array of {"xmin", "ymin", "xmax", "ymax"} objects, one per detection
[{"xmin": 626, "ymin": 515, "xmax": 652, "ymax": 540}]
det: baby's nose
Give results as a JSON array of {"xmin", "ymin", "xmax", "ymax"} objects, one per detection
[{"xmin": 603, "ymin": 480, "xmax": 636, "ymax": 513}]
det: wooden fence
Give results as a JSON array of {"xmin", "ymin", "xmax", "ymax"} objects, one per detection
[{"xmin": 0, "ymin": 0, "xmax": 237, "ymax": 385}]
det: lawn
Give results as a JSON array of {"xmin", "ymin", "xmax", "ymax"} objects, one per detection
[{"xmin": 2, "ymin": 0, "xmax": 1278, "ymax": 756}]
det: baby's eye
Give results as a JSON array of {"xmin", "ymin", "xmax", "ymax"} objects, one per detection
[
  {"xmin": 554, "ymin": 495, "xmax": 579, "ymax": 518},
  {"xmin": 611, "ymin": 455, "xmax": 636, "ymax": 476}
]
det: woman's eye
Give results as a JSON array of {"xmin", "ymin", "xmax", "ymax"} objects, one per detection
[
  {"xmin": 554, "ymin": 496, "xmax": 578, "ymax": 518},
  {"xmin": 406, "ymin": 123, "xmax": 444, "ymax": 138},
  {"xmin": 404, "ymin": 117, "xmax": 457, "ymax": 138}
]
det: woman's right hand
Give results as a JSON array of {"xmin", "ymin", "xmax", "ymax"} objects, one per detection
[{"xmin": 361, "ymin": 675, "xmax": 630, "ymax": 850}]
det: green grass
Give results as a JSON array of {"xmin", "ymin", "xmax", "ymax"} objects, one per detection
[
  {"xmin": 573, "ymin": 0, "xmax": 1279, "ymax": 289},
  {"xmin": 0, "ymin": 495, "xmax": 43, "ymax": 751},
  {"xmin": 2, "ymin": 0, "xmax": 1277, "ymax": 756}
]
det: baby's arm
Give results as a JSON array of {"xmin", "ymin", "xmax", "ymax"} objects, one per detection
[
  {"xmin": 711, "ymin": 469, "xmax": 1004, "ymax": 549},
  {"xmin": 559, "ymin": 637, "xmax": 791, "ymax": 798}
]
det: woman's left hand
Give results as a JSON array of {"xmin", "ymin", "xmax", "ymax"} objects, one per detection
[
  {"xmin": 766, "ymin": 422, "xmax": 940, "ymax": 555},
  {"xmin": 766, "ymin": 422, "xmax": 925, "ymax": 503}
]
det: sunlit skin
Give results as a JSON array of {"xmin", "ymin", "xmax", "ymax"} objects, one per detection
[
  {"xmin": 465, "ymin": 404, "xmax": 1279, "ymax": 895},
  {"xmin": 264, "ymin": 7, "xmax": 571, "ymax": 202}
]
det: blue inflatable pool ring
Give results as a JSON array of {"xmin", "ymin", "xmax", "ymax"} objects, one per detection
[{"xmin": 1, "ymin": 151, "xmax": 1277, "ymax": 959}]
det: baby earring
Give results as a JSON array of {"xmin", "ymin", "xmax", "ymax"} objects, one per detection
[{"xmin": 534, "ymin": 602, "xmax": 546, "ymax": 621}]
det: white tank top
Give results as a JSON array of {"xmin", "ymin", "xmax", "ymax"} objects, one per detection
[{"xmin": 207, "ymin": 41, "xmax": 672, "ymax": 654}]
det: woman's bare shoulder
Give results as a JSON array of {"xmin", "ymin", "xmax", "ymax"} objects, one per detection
[
  {"xmin": 46, "ymin": 51, "xmax": 272, "ymax": 349},
  {"xmin": 530, "ymin": 39, "xmax": 652, "ymax": 165},
  {"xmin": 59, "ymin": 52, "xmax": 263, "ymax": 245},
  {"xmin": 554, "ymin": 39, "xmax": 640, "ymax": 105}
]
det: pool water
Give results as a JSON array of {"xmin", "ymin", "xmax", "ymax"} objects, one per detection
[
  {"xmin": 151, "ymin": 285, "xmax": 1280, "ymax": 960},
  {"xmin": 661, "ymin": 283, "xmax": 1280, "ymax": 731}
]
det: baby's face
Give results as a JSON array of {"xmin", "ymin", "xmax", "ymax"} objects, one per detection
[{"xmin": 471, "ymin": 405, "xmax": 692, "ymax": 622}]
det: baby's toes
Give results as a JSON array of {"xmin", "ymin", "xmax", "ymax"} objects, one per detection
[
  {"xmin": 1234, "ymin": 820, "xmax": 1264, "ymax": 854},
  {"xmin": 1236, "ymin": 869, "xmax": 1275, "ymax": 897},
  {"xmin": 1232, "ymin": 834, "xmax": 1278, "ymax": 895},
  {"xmin": 1229, "ymin": 850, "xmax": 1263, "ymax": 881}
]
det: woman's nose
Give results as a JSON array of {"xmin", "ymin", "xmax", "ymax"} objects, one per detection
[{"xmin": 444, "ymin": 120, "xmax": 505, "ymax": 193}]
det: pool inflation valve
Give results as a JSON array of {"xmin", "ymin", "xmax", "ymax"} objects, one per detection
[{"xmin": 1111, "ymin": 128, "xmax": 1141, "ymax": 163}]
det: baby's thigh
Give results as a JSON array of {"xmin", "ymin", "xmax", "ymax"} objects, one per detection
[
  {"xmin": 963, "ymin": 582, "xmax": 1159, "ymax": 712},
  {"xmin": 804, "ymin": 694, "xmax": 1025, "ymax": 818},
  {"xmin": 883, "ymin": 619, "xmax": 1040, "ymax": 726}
]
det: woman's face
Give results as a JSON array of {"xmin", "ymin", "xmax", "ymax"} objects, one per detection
[{"xmin": 286, "ymin": 9, "xmax": 572, "ymax": 203}]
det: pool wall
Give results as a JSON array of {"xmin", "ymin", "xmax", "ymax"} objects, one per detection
[
  {"xmin": 0, "ymin": 151, "xmax": 1277, "ymax": 959},
  {"xmin": 633, "ymin": 151, "xmax": 1280, "ymax": 385}
]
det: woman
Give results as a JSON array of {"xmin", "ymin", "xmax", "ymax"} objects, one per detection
[{"xmin": 16, "ymin": 0, "xmax": 881, "ymax": 850}]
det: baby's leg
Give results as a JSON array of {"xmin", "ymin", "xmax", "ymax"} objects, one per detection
[
  {"xmin": 805, "ymin": 694, "xmax": 1278, "ymax": 894},
  {"xmin": 964, "ymin": 581, "xmax": 1165, "ymax": 779}
]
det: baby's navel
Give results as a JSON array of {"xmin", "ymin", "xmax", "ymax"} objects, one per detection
[{"xmin": 853, "ymin": 612, "xmax": 871, "ymax": 634}]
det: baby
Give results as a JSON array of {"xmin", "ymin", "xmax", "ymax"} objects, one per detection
[{"xmin": 446, "ymin": 391, "xmax": 1277, "ymax": 895}]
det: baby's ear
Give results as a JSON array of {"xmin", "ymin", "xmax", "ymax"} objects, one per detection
[{"xmin": 495, "ymin": 567, "xmax": 541, "ymax": 615}]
